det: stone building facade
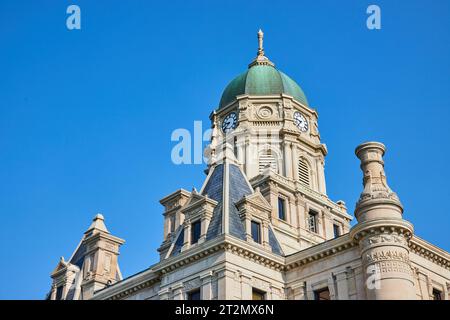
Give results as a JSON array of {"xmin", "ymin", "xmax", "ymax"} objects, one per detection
[{"xmin": 48, "ymin": 31, "xmax": 450, "ymax": 300}]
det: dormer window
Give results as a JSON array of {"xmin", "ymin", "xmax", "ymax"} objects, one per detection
[
  {"xmin": 251, "ymin": 221, "xmax": 261, "ymax": 244},
  {"xmin": 278, "ymin": 197, "xmax": 286, "ymax": 221},
  {"xmin": 191, "ymin": 220, "xmax": 201, "ymax": 244}
]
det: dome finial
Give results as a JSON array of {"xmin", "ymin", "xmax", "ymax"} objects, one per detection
[
  {"xmin": 248, "ymin": 29, "xmax": 274, "ymax": 68},
  {"xmin": 257, "ymin": 29, "xmax": 264, "ymax": 56}
]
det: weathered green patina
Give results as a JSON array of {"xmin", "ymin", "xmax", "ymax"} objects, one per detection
[{"xmin": 219, "ymin": 64, "xmax": 308, "ymax": 109}]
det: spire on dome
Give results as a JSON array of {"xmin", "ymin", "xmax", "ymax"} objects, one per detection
[
  {"xmin": 249, "ymin": 29, "xmax": 275, "ymax": 68},
  {"xmin": 257, "ymin": 29, "xmax": 264, "ymax": 56}
]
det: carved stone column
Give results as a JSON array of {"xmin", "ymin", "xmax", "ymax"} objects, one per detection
[{"xmin": 350, "ymin": 142, "xmax": 416, "ymax": 300}]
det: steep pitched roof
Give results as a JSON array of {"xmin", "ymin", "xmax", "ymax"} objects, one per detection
[
  {"xmin": 167, "ymin": 144, "xmax": 284, "ymax": 257},
  {"xmin": 202, "ymin": 163, "xmax": 251, "ymax": 241}
]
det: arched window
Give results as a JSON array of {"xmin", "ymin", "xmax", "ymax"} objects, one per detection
[
  {"xmin": 259, "ymin": 149, "xmax": 278, "ymax": 173},
  {"xmin": 298, "ymin": 158, "xmax": 310, "ymax": 186}
]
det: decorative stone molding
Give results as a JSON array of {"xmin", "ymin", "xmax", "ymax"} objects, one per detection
[
  {"xmin": 285, "ymin": 235, "xmax": 358, "ymax": 270},
  {"xmin": 107, "ymin": 277, "xmax": 160, "ymax": 300},
  {"xmin": 183, "ymin": 278, "xmax": 202, "ymax": 292},
  {"xmin": 409, "ymin": 237, "xmax": 450, "ymax": 270},
  {"xmin": 360, "ymin": 232, "xmax": 409, "ymax": 249}
]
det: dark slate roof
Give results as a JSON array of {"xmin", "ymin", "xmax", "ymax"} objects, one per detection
[
  {"xmin": 170, "ymin": 227, "xmax": 184, "ymax": 257},
  {"xmin": 202, "ymin": 164, "xmax": 250, "ymax": 241},
  {"xmin": 69, "ymin": 242, "xmax": 86, "ymax": 268},
  {"xmin": 179, "ymin": 162, "xmax": 284, "ymax": 256},
  {"xmin": 268, "ymin": 226, "xmax": 284, "ymax": 256},
  {"xmin": 228, "ymin": 164, "xmax": 252, "ymax": 240},
  {"xmin": 203, "ymin": 164, "xmax": 224, "ymax": 240}
]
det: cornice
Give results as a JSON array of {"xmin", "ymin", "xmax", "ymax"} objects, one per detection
[
  {"xmin": 250, "ymin": 173, "xmax": 352, "ymax": 221},
  {"xmin": 284, "ymin": 234, "xmax": 357, "ymax": 270},
  {"xmin": 159, "ymin": 189, "xmax": 191, "ymax": 205},
  {"xmin": 349, "ymin": 218, "xmax": 414, "ymax": 241},
  {"xmin": 92, "ymin": 266, "xmax": 160, "ymax": 300},
  {"xmin": 409, "ymin": 236, "xmax": 450, "ymax": 270}
]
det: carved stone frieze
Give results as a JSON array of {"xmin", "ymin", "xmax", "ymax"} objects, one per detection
[{"xmin": 361, "ymin": 233, "xmax": 408, "ymax": 248}]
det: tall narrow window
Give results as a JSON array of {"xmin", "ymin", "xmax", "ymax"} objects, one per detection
[
  {"xmin": 432, "ymin": 288, "xmax": 442, "ymax": 300},
  {"xmin": 278, "ymin": 197, "xmax": 286, "ymax": 221},
  {"xmin": 252, "ymin": 289, "xmax": 266, "ymax": 300},
  {"xmin": 55, "ymin": 286, "xmax": 63, "ymax": 300},
  {"xmin": 333, "ymin": 224, "xmax": 341, "ymax": 238},
  {"xmin": 314, "ymin": 287, "xmax": 330, "ymax": 300},
  {"xmin": 259, "ymin": 149, "xmax": 278, "ymax": 173},
  {"xmin": 191, "ymin": 220, "xmax": 201, "ymax": 244},
  {"xmin": 308, "ymin": 210, "xmax": 317, "ymax": 233},
  {"xmin": 187, "ymin": 289, "xmax": 201, "ymax": 300},
  {"xmin": 251, "ymin": 221, "xmax": 261, "ymax": 244},
  {"xmin": 298, "ymin": 158, "xmax": 310, "ymax": 186}
]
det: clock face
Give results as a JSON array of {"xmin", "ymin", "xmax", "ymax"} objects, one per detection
[
  {"xmin": 221, "ymin": 112, "xmax": 238, "ymax": 133},
  {"xmin": 293, "ymin": 111, "xmax": 308, "ymax": 132}
]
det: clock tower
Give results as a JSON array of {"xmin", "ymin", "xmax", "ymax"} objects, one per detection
[{"xmin": 207, "ymin": 30, "xmax": 352, "ymax": 254}]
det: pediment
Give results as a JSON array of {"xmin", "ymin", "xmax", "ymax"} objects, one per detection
[
  {"xmin": 182, "ymin": 192, "xmax": 218, "ymax": 216},
  {"xmin": 51, "ymin": 257, "xmax": 68, "ymax": 275},
  {"xmin": 236, "ymin": 191, "xmax": 272, "ymax": 213}
]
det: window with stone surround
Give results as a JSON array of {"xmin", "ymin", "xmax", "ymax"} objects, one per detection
[
  {"xmin": 252, "ymin": 288, "xmax": 266, "ymax": 300},
  {"xmin": 251, "ymin": 221, "xmax": 261, "ymax": 244},
  {"xmin": 187, "ymin": 289, "xmax": 201, "ymax": 300},
  {"xmin": 314, "ymin": 287, "xmax": 330, "ymax": 300},
  {"xmin": 308, "ymin": 210, "xmax": 318, "ymax": 233},
  {"xmin": 333, "ymin": 223, "xmax": 341, "ymax": 238},
  {"xmin": 432, "ymin": 288, "xmax": 442, "ymax": 300},
  {"xmin": 278, "ymin": 197, "xmax": 286, "ymax": 221},
  {"xmin": 191, "ymin": 220, "xmax": 201, "ymax": 244}
]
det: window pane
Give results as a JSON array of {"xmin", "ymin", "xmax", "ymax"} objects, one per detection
[
  {"xmin": 55, "ymin": 286, "xmax": 63, "ymax": 300},
  {"xmin": 333, "ymin": 224, "xmax": 340, "ymax": 238},
  {"xmin": 188, "ymin": 289, "xmax": 201, "ymax": 300},
  {"xmin": 308, "ymin": 211, "xmax": 317, "ymax": 233},
  {"xmin": 252, "ymin": 289, "xmax": 265, "ymax": 300},
  {"xmin": 432, "ymin": 289, "xmax": 442, "ymax": 300},
  {"xmin": 251, "ymin": 221, "xmax": 261, "ymax": 244},
  {"xmin": 191, "ymin": 220, "xmax": 201, "ymax": 244},
  {"xmin": 314, "ymin": 288, "xmax": 330, "ymax": 300},
  {"xmin": 278, "ymin": 197, "xmax": 286, "ymax": 220}
]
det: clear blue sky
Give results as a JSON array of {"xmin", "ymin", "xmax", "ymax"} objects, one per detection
[{"xmin": 0, "ymin": 0, "xmax": 449, "ymax": 299}]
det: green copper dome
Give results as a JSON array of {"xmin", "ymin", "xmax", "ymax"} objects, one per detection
[
  {"xmin": 219, "ymin": 64, "xmax": 309, "ymax": 109},
  {"xmin": 219, "ymin": 30, "xmax": 309, "ymax": 109}
]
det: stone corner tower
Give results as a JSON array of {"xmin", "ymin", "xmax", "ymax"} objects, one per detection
[
  {"xmin": 48, "ymin": 214, "xmax": 125, "ymax": 300},
  {"xmin": 350, "ymin": 141, "xmax": 416, "ymax": 300}
]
